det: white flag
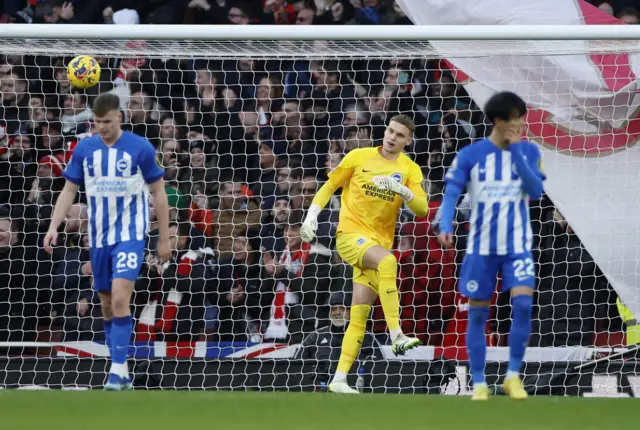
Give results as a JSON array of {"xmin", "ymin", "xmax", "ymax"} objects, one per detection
[{"xmin": 397, "ymin": 0, "xmax": 640, "ymax": 318}]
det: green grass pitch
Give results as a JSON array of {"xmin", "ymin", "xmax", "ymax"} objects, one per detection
[{"xmin": 0, "ymin": 391, "xmax": 635, "ymax": 430}]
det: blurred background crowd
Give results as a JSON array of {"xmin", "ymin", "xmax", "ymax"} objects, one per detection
[{"xmin": 0, "ymin": 0, "xmax": 631, "ymax": 355}]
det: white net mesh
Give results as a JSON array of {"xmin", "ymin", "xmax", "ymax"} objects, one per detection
[{"xmin": 0, "ymin": 35, "xmax": 636, "ymax": 395}]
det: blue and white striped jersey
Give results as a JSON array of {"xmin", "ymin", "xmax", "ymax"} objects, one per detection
[
  {"xmin": 63, "ymin": 131, "xmax": 164, "ymax": 248},
  {"xmin": 444, "ymin": 139, "xmax": 544, "ymax": 256}
]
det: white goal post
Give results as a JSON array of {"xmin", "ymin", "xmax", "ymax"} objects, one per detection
[{"xmin": 0, "ymin": 23, "xmax": 639, "ymax": 395}]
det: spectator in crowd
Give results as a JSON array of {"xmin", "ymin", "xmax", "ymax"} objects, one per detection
[
  {"xmin": 0, "ymin": 132, "xmax": 37, "ymax": 207},
  {"xmin": 532, "ymin": 211, "xmax": 617, "ymax": 347},
  {"xmin": 60, "ymin": 90, "xmax": 93, "ymax": 134},
  {"xmin": 126, "ymin": 90, "xmax": 160, "ymax": 147},
  {"xmin": 617, "ymin": 7, "xmax": 640, "ymax": 24},
  {"xmin": 0, "ymin": 209, "xmax": 47, "ymax": 345},
  {"xmin": 153, "ymin": 221, "xmax": 210, "ymax": 340},
  {"xmin": 212, "ymin": 179, "xmax": 262, "ymax": 259},
  {"xmin": 25, "ymin": 96, "xmax": 47, "ymax": 133},
  {"xmin": 212, "ymin": 228, "xmax": 273, "ymax": 342},
  {"xmin": 597, "ymin": 1, "xmax": 615, "ymax": 15},
  {"xmin": 58, "ymin": 234, "xmax": 97, "ymax": 341},
  {"xmin": 258, "ymin": 163, "xmax": 303, "ymax": 211},
  {"xmin": 296, "ymin": 291, "xmax": 383, "ymax": 387},
  {"xmin": 259, "ymin": 195, "xmax": 297, "ymax": 254},
  {"xmin": 0, "ymin": 66, "xmax": 30, "ymax": 134},
  {"xmin": 263, "ymin": 217, "xmax": 333, "ymax": 342},
  {"xmin": 36, "ymin": 120, "xmax": 64, "ymax": 158}
]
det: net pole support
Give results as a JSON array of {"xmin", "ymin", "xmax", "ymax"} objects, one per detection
[{"xmin": 1, "ymin": 24, "xmax": 640, "ymax": 41}]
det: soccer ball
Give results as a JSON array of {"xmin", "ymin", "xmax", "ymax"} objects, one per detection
[{"xmin": 66, "ymin": 55, "xmax": 101, "ymax": 89}]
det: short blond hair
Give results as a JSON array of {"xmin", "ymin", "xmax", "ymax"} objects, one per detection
[{"xmin": 389, "ymin": 114, "xmax": 416, "ymax": 134}]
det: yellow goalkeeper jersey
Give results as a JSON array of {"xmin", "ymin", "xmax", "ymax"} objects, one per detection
[{"xmin": 323, "ymin": 147, "xmax": 427, "ymax": 249}]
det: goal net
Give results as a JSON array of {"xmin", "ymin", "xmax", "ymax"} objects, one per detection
[{"xmin": 0, "ymin": 22, "xmax": 639, "ymax": 396}]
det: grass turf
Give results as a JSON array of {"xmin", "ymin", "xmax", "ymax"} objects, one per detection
[{"xmin": 0, "ymin": 390, "xmax": 635, "ymax": 430}]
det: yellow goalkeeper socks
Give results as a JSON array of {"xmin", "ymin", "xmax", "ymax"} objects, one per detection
[
  {"xmin": 377, "ymin": 254, "xmax": 402, "ymax": 336},
  {"xmin": 335, "ymin": 304, "xmax": 371, "ymax": 377}
]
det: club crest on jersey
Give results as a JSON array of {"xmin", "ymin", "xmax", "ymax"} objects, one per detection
[
  {"xmin": 356, "ymin": 238, "xmax": 365, "ymax": 246},
  {"xmin": 391, "ymin": 173, "xmax": 403, "ymax": 183},
  {"xmin": 116, "ymin": 158, "xmax": 131, "ymax": 173},
  {"xmin": 466, "ymin": 280, "xmax": 479, "ymax": 293}
]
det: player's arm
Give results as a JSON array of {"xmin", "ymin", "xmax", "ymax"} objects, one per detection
[
  {"xmin": 509, "ymin": 142, "xmax": 545, "ymax": 199},
  {"xmin": 405, "ymin": 163, "xmax": 428, "ymax": 217},
  {"xmin": 44, "ymin": 181, "xmax": 79, "ymax": 253},
  {"xmin": 149, "ymin": 179, "xmax": 170, "ymax": 255},
  {"xmin": 44, "ymin": 148, "xmax": 84, "ymax": 253},
  {"xmin": 139, "ymin": 139, "xmax": 171, "ymax": 262},
  {"xmin": 300, "ymin": 150, "xmax": 358, "ymax": 243},
  {"xmin": 438, "ymin": 150, "xmax": 471, "ymax": 247}
]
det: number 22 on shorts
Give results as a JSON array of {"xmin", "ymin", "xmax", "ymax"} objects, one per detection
[{"xmin": 512, "ymin": 257, "xmax": 534, "ymax": 281}]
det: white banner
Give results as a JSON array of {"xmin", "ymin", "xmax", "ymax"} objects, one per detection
[{"xmin": 398, "ymin": 0, "xmax": 640, "ymax": 318}]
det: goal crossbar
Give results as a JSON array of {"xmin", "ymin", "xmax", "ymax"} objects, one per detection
[{"xmin": 2, "ymin": 24, "xmax": 640, "ymax": 41}]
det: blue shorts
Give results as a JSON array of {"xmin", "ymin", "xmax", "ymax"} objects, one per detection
[
  {"xmin": 89, "ymin": 240, "xmax": 145, "ymax": 293},
  {"xmin": 459, "ymin": 252, "xmax": 536, "ymax": 301}
]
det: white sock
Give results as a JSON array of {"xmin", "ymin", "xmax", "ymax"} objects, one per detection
[
  {"xmin": 109, "ymin": 362, "xmax": 129, "ymax": 379},
  {"xmin": 506, "ymin": 370, "xmax": 520, "ymax": 380},
  {"xmin": 332, "ymin": 371, "xmax": 347, "ymax": 383},
  {"xmin": 474, "ymin": 382, "xmax": 488, "ymax": 388},
  {"xmin": 390, "ymin": 329, "xmax": 403, "ymax": 342}
]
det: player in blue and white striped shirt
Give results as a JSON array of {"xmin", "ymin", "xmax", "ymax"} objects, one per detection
[
  {"xmin": 44, "ymin": 93, "xmax": 171, "ymax": 391},
  {"xmin": 438, "ymin": 91, "xmax": 545, "ymax": 401}
]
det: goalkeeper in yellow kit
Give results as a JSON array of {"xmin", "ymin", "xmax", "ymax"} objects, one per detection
[{"xmin": 300, "ymin": 115, "xmax": 428, "ymax": 394}]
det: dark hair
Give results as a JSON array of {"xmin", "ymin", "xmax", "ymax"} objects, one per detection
[
  {"xmin": 286, "ymin": 209, "xmax": 304, "ymax": 227},
  {"xmin": 277, "ymin": 164, "xmax": 303, "ymax": 180},
  {"xmin": 618, "ymin": 7, "xmax": 640, "ymax": 20},
  {"xmin": 177, "ymin": 220, "xmax": 192, "ymax": 238},
  {"xmin": 71, "ymin": 88, "xmax": 89, "ymax": 106},
  {"xmin": 483, "ymin": 91, "xmax": 527, "ymax": 124},
  {"xmin": 10, "ymin": 65, "xmax": 26, "ymax": 81},
  {"xmin": 322, "ymin": 60, "xmax": 341, "ymax": 78},
  {"xmin": 92, "ymin": 92, "xmax": 120, "ymax": 117},
  {"xmin": 389, "ymin": 114, "xmax": 416, "ymax": 134},
  {"xmin": 41, "ymin": 120, "xmax": 62, "ymax": 134},
  {"xmin": 168, "ymin": 220, "xmax": 191, "ymax": 239}
]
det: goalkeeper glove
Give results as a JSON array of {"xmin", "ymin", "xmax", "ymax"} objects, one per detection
[
  {"xmin": 300, "ymin": 204, "xmax": 321, "ymax": 243},
  {"xmin": 373, "ymin": 176, "xmax": 414, "ymax": 202}
]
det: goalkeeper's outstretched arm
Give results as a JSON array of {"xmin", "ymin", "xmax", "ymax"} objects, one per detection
[{"xmin": 300, "ymin": 167, "xmax": 352, "ymax": 243}]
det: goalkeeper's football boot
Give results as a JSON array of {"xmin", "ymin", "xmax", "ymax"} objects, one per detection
[
  {"xmin": 503, "ymin": 376, "xmax": 528, "ymax": 400},
  {"xmin": 391, "ymin": 334, "xmax": 421, "ymax": 356},
  {"xmin": 104, "ymin": 374, "xmax": 133, "ymax": 391},
  {"xmin": 328, "ymin": 380, "xmax": 359, "ymax": 394},
  {"xmin": 471, "ymin": 384, "xmax": 490, "ymax": 401}
]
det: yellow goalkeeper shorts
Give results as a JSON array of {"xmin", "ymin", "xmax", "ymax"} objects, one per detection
[{"xmin": 336, "ymin": 233, "xmax": 381, "ymax": 293}]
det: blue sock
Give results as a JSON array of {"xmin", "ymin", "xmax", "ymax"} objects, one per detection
[
  {"xmin": 467, "ymin": 306, "xmax": 490, "ymax": 386},
  {"xmin": 111, "ymin": 316, "xmax": 133, "ymax": 366},
  {"xmin": 508, "ymin": 295, "xmax": 533, "ymax": 374},
  {"xmin": 104, "ymin": 319, "xmax": 113, "ymax": 354}
]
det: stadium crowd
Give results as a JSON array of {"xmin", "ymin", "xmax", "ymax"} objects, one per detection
[{"xmin": 0, "ymin": 0, "xmax": 630, "ymax": 354}]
